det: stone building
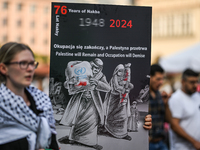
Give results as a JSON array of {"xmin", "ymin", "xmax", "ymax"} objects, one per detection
[
  {"xmin": 0, "ymin": 0, "xmax": 58, "ymax": 56},
  {"xmin": 134, "ymin": 0, "xmax": 200, "ymax": 63}
]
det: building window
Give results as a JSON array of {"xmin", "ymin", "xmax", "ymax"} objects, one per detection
[
  {"xmin": 153, "ymin": 12, "xmax": 193, "ymax": 38},
  {"xmin": 167, "ymin": 15, "xmax": 174, "ymax": 36},
  {"xmin": 30, "ymin": 38, "xmax": 35, "ymax": 44},
  {"xmin": 16, "ymin": 36, "xmax": 21, "ymax": 42},
  {"xmin": 44, "ymin": 22, "xmax": 48, "ymax": 29},
  {"xmin": 30, "ymin": 21, "xmax": 35, "ymax": 28},
  {"xmin": 174, "ymin": 14, "xmax": 182, "ymax": 36},
  {"xmin": 2, "ymin": 18, "xmax": 7, "ymax": 26},
  {"xmin": 44, "ymin": 6, "xmax": 49, "ymax": 14},
  {"xmin": 44, "ymin": 39, "xmax": 48, "ymax": 45},
  {"xmin": 17, "ymin": 3, "xmax": 22, "ymax": 11},
  {"xmin": 181, "ymin": 13, "xmax": 192, "ymax": 35},
  {"xmin": 30, "ymin": 4, "xmax": 36, "ymax": 13},
  {"xmin": 3, "ymin": 2, "xmax": 8, "ymax": 9},
  {"xmin": 153, "ymin": 17, "xmax": 160, "ymax": 37},
  {"xmin": 2, "ymin": 35, "xmax": 7, "ymax": 42},
  {"xmin": 17, "ymin": 20, "xmax": 22, "ymax": 27}
]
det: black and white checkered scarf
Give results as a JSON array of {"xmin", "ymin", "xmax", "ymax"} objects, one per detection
[{"xmin": 0, "ymin": 83, "xmax": 56, "ymax": 137}]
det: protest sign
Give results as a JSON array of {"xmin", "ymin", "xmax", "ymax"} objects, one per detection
[{"xmin": 50, "ymin": 2, "xmax": 151, "ymax": 150}]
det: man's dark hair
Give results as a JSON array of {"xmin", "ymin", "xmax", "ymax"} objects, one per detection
[
  {"xmin": 150, "ymin": 64, "xmax": 164, "ymax": 76},
  {"xmin": 182, "ymin": 69, "xmax": 199, "ymax": 80}
]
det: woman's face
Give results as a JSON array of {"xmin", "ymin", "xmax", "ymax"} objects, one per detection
[
  {"xmin": 117, "ymin": 69, "xmax": 124, "ymax": 76},
  {"xmin": 5, "ymin": 50, "xmax": 35, "ymax": 89}
]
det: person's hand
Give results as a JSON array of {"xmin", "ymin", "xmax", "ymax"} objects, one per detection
[
  {"xmin": 192, "ymin": 140, "xmax": 200, "ymax": 150},
  {"xmin": 143, "ymin": 114, "xmax": 152, "ymax": 130},
  {"xmin": 161, "ymin": 91, "xmax": 170, "ymax": 105},
  {"xmin": 125, "ymin": 89, "xmax": 130, "ymax": 93},
  {"xmin": 119, "ymin": 80, "xmax": 126, "ymax": 85},
  {"xmin": 90, "ymin": 78, "xmax": 98, "ymax": 86}
]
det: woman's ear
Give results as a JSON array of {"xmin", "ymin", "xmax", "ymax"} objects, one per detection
[{"xmin": 0, "ymin": 63, "xmax": 8, "ymax": 75}]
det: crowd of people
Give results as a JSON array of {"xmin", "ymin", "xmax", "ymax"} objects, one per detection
[{"xmin": 149, "ymin": 64, "xmax": 200, "ymax": 150}]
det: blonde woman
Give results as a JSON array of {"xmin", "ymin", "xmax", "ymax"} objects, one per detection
[{"xmin": 0, "ymin": 42, "xmax": 58, "ymax": 150}]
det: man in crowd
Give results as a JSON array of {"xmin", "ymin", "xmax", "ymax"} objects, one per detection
[
  {"xmin": 149, "ymin": 64, "xmax": 171, "ymax": 150},
  {"xmin": 169, "ymin": 69, "xmax": 200, "ymax": 150}
]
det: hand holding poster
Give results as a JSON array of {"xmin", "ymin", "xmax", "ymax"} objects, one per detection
[{"xmin": 50, "ymin": 2, "xmax": 151, "ymax": 150}]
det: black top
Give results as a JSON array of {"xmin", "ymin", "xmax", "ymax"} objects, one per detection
[{"xmin": 0, "ymin": 89, "xmax": 59, "ymax": 150}]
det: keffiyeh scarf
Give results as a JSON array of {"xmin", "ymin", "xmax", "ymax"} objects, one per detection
[{"xmin": 0, "ymin": 84, "xmax": 56, "ymax": 149}]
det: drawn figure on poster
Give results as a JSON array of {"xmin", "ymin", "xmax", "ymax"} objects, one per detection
[
  {"xmin": 59, "ymin": 58, "xmax": 110, "ymax": 150},
  {"xmin": 49, "ymin": 78, "xmax": 67, "ymax": 116},
  {"xmin": 135, "ymin": 84, "xmax": 149, "ymax": 103},
  {"xmin": 104, "ymin": 64, "xmax": 134, "ymax": 141},
  {"xmin": 127, "ymin": 101, "xmax": 139, "ymax": 132}
]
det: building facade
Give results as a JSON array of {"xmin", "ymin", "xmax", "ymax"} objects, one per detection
[
  {"xmin": 134, "ymin": 0, "xmax": 200, "ymax": 63},
  {"xmin": 2, "ymin": 0, "xmax": 197, "ymax": 62},
  {"xmin": 0, "ymin": 0, "xmax": 59, "ymax": 56}
]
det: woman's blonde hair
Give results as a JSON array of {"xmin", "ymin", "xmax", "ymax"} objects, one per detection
[{"xmin": 0, "ymin": 42, "xmax": 34, "ymax": 83}]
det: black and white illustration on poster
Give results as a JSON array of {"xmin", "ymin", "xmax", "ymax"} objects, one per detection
[{"xmin": 50, "ymin": 2, "xmax": 151, "ymax": 150}]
